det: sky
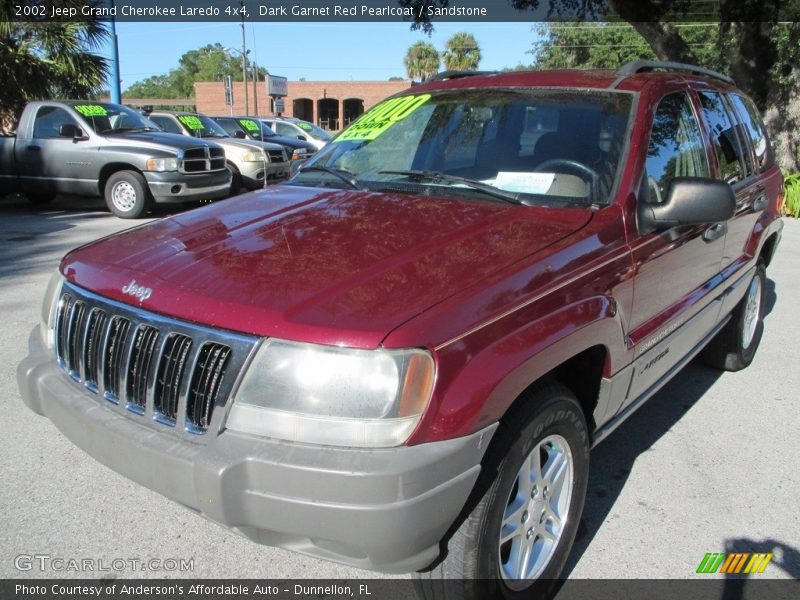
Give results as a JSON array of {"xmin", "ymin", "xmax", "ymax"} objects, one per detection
[{"xmin": 110, "ymin": 21, "xmax": 540, "ymax": 90}]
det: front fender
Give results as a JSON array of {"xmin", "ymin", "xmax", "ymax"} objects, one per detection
[{"xmin": 409, "ymin": 295, "xmax": 626, "ymax": 444}]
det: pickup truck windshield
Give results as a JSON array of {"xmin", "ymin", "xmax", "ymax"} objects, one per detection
[
  {"xmin": 71, "ymin": 102, "xmax": 160, "ymax": 135},
  {"xmin": 292, "ymin": 89, "xmax": 633, "ymax": 206}
]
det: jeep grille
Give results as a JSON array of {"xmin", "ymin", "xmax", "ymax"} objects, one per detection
[{"xmin": 54, "ymin": 283, "xmax": 257, "ymax": 437}]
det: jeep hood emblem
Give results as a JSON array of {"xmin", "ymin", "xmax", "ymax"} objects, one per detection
[{"xmin": 122, "ymin": 279, "xmax": 152, "ymax": 302}]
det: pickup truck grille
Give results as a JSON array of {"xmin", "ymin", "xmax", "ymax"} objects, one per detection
[
  {"xmin": 181, "ymin": 146, "xmax": 226, "ymax": 173},
  {"xmin": 54, "ymin": 283, "xmax": 257, "ymax": 437}
]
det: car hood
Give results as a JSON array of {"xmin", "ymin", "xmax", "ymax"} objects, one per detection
[
  {"xmin": 99, "ymin": 131, "xmax": 222, "ymax": 153},
  {"xmin": 264, "ymin": 134, "xmax": 317, "ymax": 151},
  {"xmin": 216, "ymin": 137, "xmax": 285, "ymax": 153},
  {"xmin": 61, "ymin": 186, "xmax": 592, "ymax": 348}
]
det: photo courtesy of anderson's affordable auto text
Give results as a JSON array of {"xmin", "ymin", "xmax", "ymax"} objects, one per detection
[{"xmin": 2, "ymin": 1, "xmax": 799, "ymax": 600}]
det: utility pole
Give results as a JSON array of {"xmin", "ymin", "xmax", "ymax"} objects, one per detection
[
  {"xmin": 109, "ymin": 0, "xmax": 121, "ymax": 103},
  {"xmin": 240, "ymin": 0, "xmax": 248, "ymax": 115},
  {"xmin": 252, "ymin": 65, "xmax": 259, "ymax": 116}
]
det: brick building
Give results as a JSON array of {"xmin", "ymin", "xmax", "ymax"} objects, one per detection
[{"xmin": 194, "ymin": 80, "xmax": 411, "ymax": 131}]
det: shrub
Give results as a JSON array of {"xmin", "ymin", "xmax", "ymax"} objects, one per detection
[{"xmin": 784, "ymin": 173, "xmax": 800, "ymax": 218}]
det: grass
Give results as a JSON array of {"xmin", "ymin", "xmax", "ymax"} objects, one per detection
[{"xmin": 784, "ymin": 173, "xmax": 800, "ymax": 218}]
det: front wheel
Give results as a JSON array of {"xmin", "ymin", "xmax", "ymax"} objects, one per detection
[
  {"xmin": 104, "ymin": 171, "xmax": 153, "ymax": 218},
  {"xmin": 701, "ymin": 259, "xmax": 766, "ymax": 371},
  {"xmin": 415, "ymin": 384, "xmax": 590, "ymax": 600}
]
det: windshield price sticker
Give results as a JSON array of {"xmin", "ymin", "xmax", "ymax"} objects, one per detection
[
  {"xmin": 178, "ymin": 115, "xmax": 204, "ymax": 131},
  {"xmin": 74, "ymin": 104, "xmax": 108, "ymax": 117},
  {"xmin": 298, "ymin": 122, "xmax": 312, "ymax": 131},
  {"xmin": 337, "ymin": 94, "xmax": 431, "ymax": 142},
  {"xmin": 239, "ymin": 119, "xmax": 260, "ymax": 132}
]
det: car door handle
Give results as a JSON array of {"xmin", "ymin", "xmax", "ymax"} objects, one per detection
[
  {"xmin": 752, "ymin": 194, "xmax": 767, "ymax": 211},
  {"xmin": 26, "ymin": 145, "xmax": 41, "ymax": 152},
  {"xmin": 703, "ymin": 222, "xmax": 727, "ymax": 242}
]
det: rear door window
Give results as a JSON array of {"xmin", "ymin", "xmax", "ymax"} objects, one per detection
[
  {"xmin": 645, "ymin": 93, "xmax": 709, "ymax": 203},
  {"xmin": 698, "ymin": 92, "xmax": 748, "ymax": 184}
]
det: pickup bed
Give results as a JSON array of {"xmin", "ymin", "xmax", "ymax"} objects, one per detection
[
  {"xmin": 18, "ymin": 62, "xmax": 783, "ymax": 599},
  {"xmin": 0, "ymin": 101, "xmax": 231, "ymax": 218}
]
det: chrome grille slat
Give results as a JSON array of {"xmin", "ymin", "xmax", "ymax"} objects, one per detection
[
  {"xmin": 83, "ymin": 308, "xmax": 108, "ymax": 392},
  {"xmin": 104, "ymin": 316, "xmax": 132, "ymax": 403},
  {"xmin": 187, "ymin": 343, "xmax": 231, "ymax": 432},
  {"xmin": 154, "ymin": 334, "xmax": 193, "ymax": 424},
  {"xmin": 53, "ymin": 282, "xmax": 257, "ymax": 441},
  {"xmin": 127, "ymin": 325, "xmax": 160, "ymax": 412}
]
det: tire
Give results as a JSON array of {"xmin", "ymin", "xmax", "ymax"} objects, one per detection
[
  {"xmin": 104, "ymin": 171, "xmax": 153, "ymax": 219},
  {"xmin": 701, "ymin": 259, "xmax": 766, "ymax": 372},
  {"xmin": 228, "ymin": 166, "xmax": 245, "ymax": 196},
  {"xmin": 414, "ymin": 383, "xmax": 590, "ymax": 600},
  {"xmin": 27, "ymin": 193, "xmax": 55, "ymax": 206}
]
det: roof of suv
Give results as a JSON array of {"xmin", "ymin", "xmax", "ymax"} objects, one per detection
[{"xmin": 412, "ymin": 61, "xmax": 736, "ymax": 95}]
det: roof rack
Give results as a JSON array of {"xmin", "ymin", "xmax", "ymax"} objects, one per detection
[
  {"xmin": 424, "ymin": 70, "xmax": 499, "ymax": 83},
  {"xmin": 612, "ymin": 60, "xmax": 734, "ymax": 87}
]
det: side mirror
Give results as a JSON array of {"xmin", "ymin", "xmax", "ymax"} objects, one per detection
[
  {"xmin": 59, "ymin": 123, "xmax": 88, "ymax": 140},
  {"xmin": 638, "ymin": 177, "xmax": 736, "ymax": 233},
  {"xmin": 297, "ymin": 135, "xmax": 307, "ymax": 141},
  {"xmin": 234, "ymin": 130, "xmax": 247, "ymax": 139}
]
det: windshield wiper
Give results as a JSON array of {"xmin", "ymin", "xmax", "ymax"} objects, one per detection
[
  {"xmin": 377, "ymin": 170, "xmax": 525, "ymax": 205},
  {"xmin": 99, "ymin": 126, "xmax": 159, "ymax": 134},
  {"xmin": 297, "ymin": 165, "xmax": 365, "ymax": 190}
]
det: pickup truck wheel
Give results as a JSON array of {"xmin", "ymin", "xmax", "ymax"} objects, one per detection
[
  {"xmin": 414, "ymin": 384, "xmax": 589, "ymax": 600},
  {"xmin": 701, "ymin": 259, "xmax": 766, "ymax": 372},
  {"xmin": 104, "ymin": 171, "xmax": 153, "ymax": 219}
]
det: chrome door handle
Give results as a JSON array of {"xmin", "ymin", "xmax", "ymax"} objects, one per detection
[{"xmin": 703, "ymin": 222, "xmax": 727, "ymax": 242}]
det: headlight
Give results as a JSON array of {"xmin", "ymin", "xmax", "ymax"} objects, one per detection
[
  {"xmin": 226, "ymin": 339, "xmax": 435, "ymax": 448},
  {"xmin": 241, "ymin": 151, "xmax": 265, "ymax": 162},
  {"xmin": 290, "ymin": 148, "xmax": 308, "ymax": 160},
  {"xmin": 145, "ymin": 157, "xmax": 178, "ymax": 171},
  {"xmin": 40, "ymin": 270, "xmax": 64, "ymax": 350}
]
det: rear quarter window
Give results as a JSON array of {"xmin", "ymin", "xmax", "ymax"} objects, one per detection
[{"xmin": 728, "ymin": 93, "xmax": 771, "ymax": 171}]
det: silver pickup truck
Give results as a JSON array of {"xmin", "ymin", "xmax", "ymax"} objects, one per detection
[{"xmin": 0, "ymin": 101, "xmax": 231, "ymax": 218}]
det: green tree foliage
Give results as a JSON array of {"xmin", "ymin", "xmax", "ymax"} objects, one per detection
[
  {"xmin": 405, "ymin": 0, "xmax": 800, "ymax": 171},
  {"xmin": 442, "ymin": 32, "xmax": 481, "ymax": 71},
  {"xmin": 404, "ymin": 41, "xmax": 440, "ymax": 82},
  {"xmin": 0, "ymin": 1, "xmax": 108, "ymax": 131},
  {"xmin": 124, "ymin": 43, "xmax": 266, "ymax": 99}
]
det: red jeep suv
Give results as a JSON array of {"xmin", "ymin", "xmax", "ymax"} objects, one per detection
[{"xmin": 18, "ymin": 61, "xmax": 782, "ymax": 598}]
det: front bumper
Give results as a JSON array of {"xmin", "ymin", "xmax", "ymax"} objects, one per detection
[
  {"xmin": 239, "ymin": 161, "xmax": 289, "ymax": 189},
  {"xmin": 144, "ymin": 169, "xmax": 231, "ymax": 203},
  {"xmin": 17, "ymin": 329, "xmax": 495, "ymax": 573}
]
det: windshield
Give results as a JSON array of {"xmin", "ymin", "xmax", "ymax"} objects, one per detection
[
  {"xmin": 236, "ymin": 118, "xmax": 277, "ymax": 140},
  {"xmin": 176, "ymin": 114, "xmax": 228, "ymax": 138},
  {"xmin": 295, "ymin": 120, "xmax": 332, "ymax": 141},
  {"xmin": 290, "ymin": 89, "xmax": 632, "ymax": 207},
  {"xmin": 71, "ymin": 102, "xmax": 160, "ymax": 134}
]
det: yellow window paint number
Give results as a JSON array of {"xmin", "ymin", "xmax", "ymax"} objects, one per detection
[
  {"xmin": 74, "ymin": 104, "xmax": 108, "ymax": 117},
  {"xmin": 178, "ymin": 115, "xmax": 204, "ymax": 131},
  {"xmin": 337, "ymin": 94, "xmax": 431, "ymax": 142}
]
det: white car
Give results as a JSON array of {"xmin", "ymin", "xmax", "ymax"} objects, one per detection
[{"xmin": 261, "ymin": 117, "xmax": 332, "ymax": 150}]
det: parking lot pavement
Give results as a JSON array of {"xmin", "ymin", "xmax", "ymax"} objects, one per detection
[{"xmin": 1, "ymin": 195, "xmax": 797, "ymax": 581}]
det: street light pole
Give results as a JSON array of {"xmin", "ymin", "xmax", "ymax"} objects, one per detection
[{"xmin": 240, "ymin": 0, "xmax": 248, "ymax": 115}]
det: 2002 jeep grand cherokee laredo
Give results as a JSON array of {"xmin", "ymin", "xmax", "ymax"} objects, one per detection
[{"xmin": 18, "ymin": 61, "xmax": 783, "ymax": 598}]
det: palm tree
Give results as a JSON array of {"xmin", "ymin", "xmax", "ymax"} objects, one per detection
[
  {"xmin": 442, "ymin": 32, "xmax": 482, "ymax": 71},
  {"xmin": 0, "ymin": 1, "xmax": 109, "ymax": 132},
  {"xmin": 404, "ymin": 41, "xmax": 440, "ymax": 82}
]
